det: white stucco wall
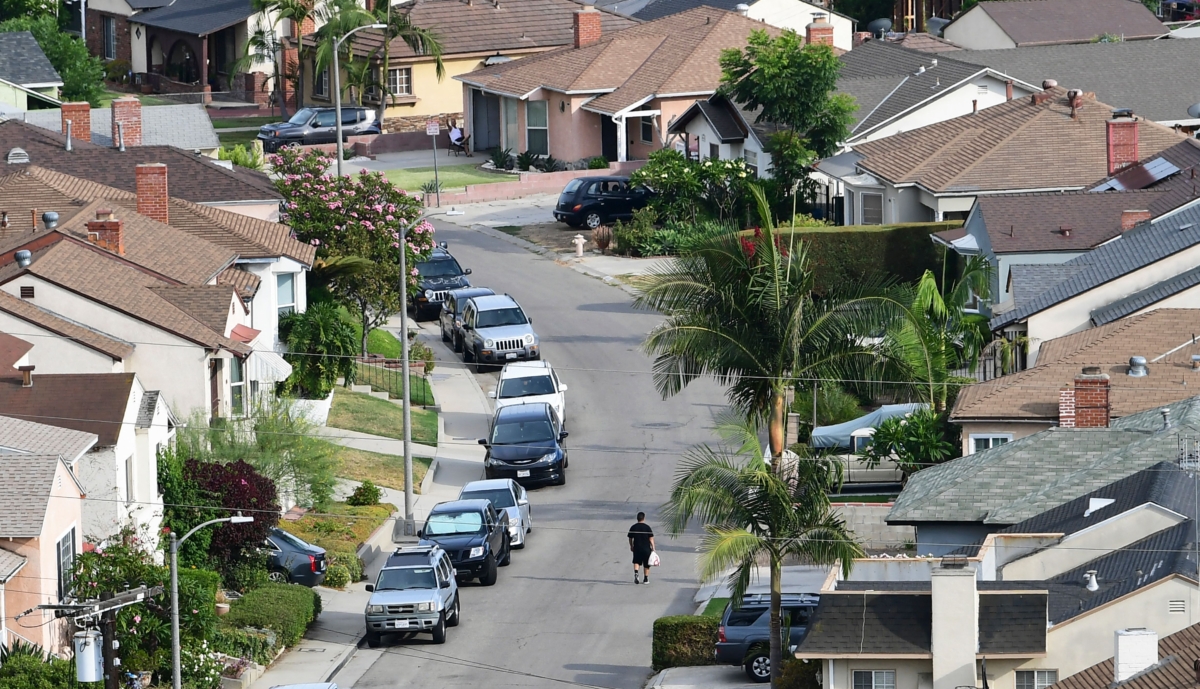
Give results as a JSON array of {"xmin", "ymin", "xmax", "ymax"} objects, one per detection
[
  {"xmin": 680, "ymin": 115, "xmax": 775, "ymax": 178},
  {"xmin": 244, "ymin": 258, "xmax": 308, "ymax": 350},
  {"xmin": 943, "ymin": 8, "xmax": 1017, "ymax": 50},
  {"xmin": 747, "ymin": 0, "xmax": 855, "ymax": 51},
  {"xmin": 88, "ymin": 0, "xmax": 133, "ymax": 16},
  {"xmin": 853, "ymin": 75, "xmax": 1035, "ymax": 144},
  {"xmin": 0, "ymin": 311, "xmax": 122, "ymax": 374},
  {"xmin": 76, "ymin": 376, "xmax": 144, "ymax": 542},
  {"xmin": 957, "ymin": 421, "xmax": 1053, "ymax": 456}
]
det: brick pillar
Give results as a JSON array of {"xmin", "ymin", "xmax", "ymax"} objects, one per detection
[
  {"xmin": 852, "ymin": 31, "xmax": 872, "ymax": 47},
  {"xmin": 61, "ymin": 102, "xmax": 92, "ymax": 143},
  {"xmin": 1106, "ymin": 115, "xmax": 1139, "ymax": 176},
  {"xmin": 1073, "ymin": 367, "xmax": 1111, "ymax": 428},
  {"xmin": 806, "ymin": 13, "xmax": 834, "ymax": 46},
  {"xmin": 86, "ymin": 210, "xmax": 125, "ymax": 255},
  {"xmin": 1058, "ymin": 385, "xmax": 1075, "ymax": 428},
  {"xmin": 573, "ymin": 8, "xmax": 602, "ymax": 49},
  {"xmin": 136, "ymin": 164, "xmax": 169, "ymax": 224},
  {"xmin": 1121, "ymin": 209, "xmax": 1151, "ymax": 231},
  {"xmin": 111, "ymin": 96, "xmax": 143, "ymax": 148}
]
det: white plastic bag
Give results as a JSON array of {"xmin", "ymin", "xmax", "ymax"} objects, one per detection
[{"xmin": 648, "ymin": 551, "xmax": 661, "ymax": 567}]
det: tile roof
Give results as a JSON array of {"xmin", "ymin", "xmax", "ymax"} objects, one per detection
[
  {"xmin": 1051, "ymin": 622, "xmax": 1200, "ymax": 689},
  {"xmin": 882, "ymin": 32, "xmax": 963, "ymax": 53},
  {"xmin": 0, "ymin": 32, "xmax": 61, "ymax": 86},
  {"xmin": 0, "ymin": 331, "xmax": 31, "ymax": 368},
  {"xmin": 893, "ymin": 395, "xmax": 1200, "ymax": 525},
  {"xmin": 217, "ymin": 266, "xmax": 261, "ymax": 299},
  {"xmin": 977, "ymin": 190, "xmax": 1172, "ymax": 254},
  {"xmin": 149, "ymin": 285, "xmax": 236, "ymax": 334},
  {"xmin": 24, "ymin": 104, "xmax": 220, "ymax": 151},
  {"xmin": 0, "ymin": 289, "xmax": 133, "ymax": 360},
  {"xmin": 156, "ymin": 197, "xmax": 314, "ymax": 265},
  {"xmin": 457, "ymin": 8, "xmax": 781, "ymax": 116},
  {"xmin": 0, "ymin": 453, "xmax": 78, "ymax": 537},
  {"xmin": 0, "ymin": 372, "xmax": 133, "ymax": 447},
  {"xmin": 955, "ymin": 39, "xmax": 1200, "ymax": 124},
  {"xmin": 0, "ymin": 119, "xmax": 280, "ymax": 203},
  {"xmin": 992, "ymin": 197, "xmax": 1200, "ymax": 328},
  {"xmin": 0, "ymin": 413, "xmax": 98, "ymax": 462},
  {"xmin": 952, "ymin": 0, "xmax": 1167, "ymax": 47},
  {"xmin": 130, "ymin": 0, "xmax": 257, "ymax": 35},
  {"xmin": 850, "ymin": 87, "xmax": 1186, "ymax": 194},
  {"xmin": 0, "ymin": 547, "xmax": 24, "ymax": 582},
  {"xmin": 837, "ymin": 75, "xmax": 905, "ymax": 130}
]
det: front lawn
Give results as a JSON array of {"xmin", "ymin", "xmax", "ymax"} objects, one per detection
[
  {"xmin": 701, "ymin": 597, "xmax": 730, "ymax": 617},
  {"xmin": 218, "ymin": 130, "xmax": 260, "ymax": 148},
  {"xmin": 337, "ymin": 446, "xmax": 432, "ymax": 493},
  {"xmin": 278, "ymin": 501, "xmax": 394, "ymax": 549},
  {"xmin": 385, "ymin": 164, "xmax": 510, "ymax": 192},
  {"xmin": 328, "ymin": 388, "xmax": 438, "ymax": 446}
]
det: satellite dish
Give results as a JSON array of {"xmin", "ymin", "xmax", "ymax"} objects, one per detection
[
  {"xmin": 1188, "ymin": 102, "xmax": 1200, "ymax": 119},
  {"xmin": 866, "ymin": 17, "xmax": 892, "ymax": 36}
]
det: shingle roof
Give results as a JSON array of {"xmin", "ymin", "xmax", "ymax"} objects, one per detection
[
  {"xmin": 893, "ymin": 396, "xmax": 1200, "ymax": 525},
  {"xmin": 955, "ymin": 39, "xmax": 1200, "ymax": 124},
  {"xmin": 0, "ymin": 331, "xmax": 31, "ymax": 368},
  {"xmin": 1091, "ymin": 266, "xmax": 1200, "ymax": 325},
  {"xmin": 0, "ymin": 547, "xmax": 25, "ymax": 582},
  {"xmin": 24, "ymin": 104, "xmax": 220, "ymax": 151},
  {"xmin": 0, "ymin": 290, "xmax": 133, "ymax": 360},
  {"xmin": 631, "ymin": 0, "xmax": 849, "ymax": 21},
  {"xmin": 1091, "ymin": 139, "xmax": 1200, "ymax": 214},
  {"xmin": 976, "ymin": 190, "xmax": 1171, "ymax": 255},
  {"xmin": 457, "ymin": 8, "xmax": 782, "ymax": 116},
  {"xmin": 952, "ymin": 0, "xmax": 1166, "ymax": 47},
  {"xmin": 0, "ymin": 372, "xmax": 133, "ymax": 447},
  {"xmin": 0, "ymin": 119, "xmax": 280, "ymax": 203},
  {"xmin": 149, "ymin": 285, "xmax": 236, "ymax": 334},
  {"xmin": 883, "ymin": 32, "xmax": 963, "ymax": 53},
  {"xmin": 130, "ymin": 0, "xmax": 256, "ymax": 35},
  {"xmin": 837, "ymin": 75, "xmax": 905, "ymax": 130},
  {"xmin": 217, "ymin": 266, "xmax": 260, "ymax": 299},
  {"xmin": 0, "ymin": 453, "xmax": 77, "ymax": 537},
  {"xmin": 0, "ymin": 413, "xmax": 97, "ymax": 461},
  {"xmin": 0, "ymin": 32, "xmax": 61, "ymax": 87},
  {"xmin": 850, "ymin": 87, "xmax": 1186, "ymax": 194},
  {"xmin": 992, "ymin": 198, "xmax": 1200, "ymax": 328},
  {"xmin": 1051, "ymin": 622, "xmax": 1200, "ymax": 689}
]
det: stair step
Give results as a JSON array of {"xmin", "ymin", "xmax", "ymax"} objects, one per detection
[
  {"xmin": 351, "ymin": 384, "xmax": 373, "ymax": 394},
  {"xmin": 368, "ymin": 390, "xmax": 390, "ymax": 400}
]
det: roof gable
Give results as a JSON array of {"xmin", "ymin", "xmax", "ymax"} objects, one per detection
[
  {"xmin": 0, "ymin": 32, "xmax": 61, "ymax": 87},
  {"xmin": 971, "ymin": 0, "xmax": 1166, "ymax": 46},
  {"xmin": 0, "ymin": 453, "xmax": 78, "ymax": 537}
]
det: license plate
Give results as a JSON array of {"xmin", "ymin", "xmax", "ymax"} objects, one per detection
[
  {"xmin": 517, "ymin": 470, "xmax": 531, "ymax": 477},
  {"xmin": 392, "ymin": 620, "xmax": 409, "ymax": 629},
  {"xmin": 506, "ymin": 352, "xmax": 517, "ymax": 359}
]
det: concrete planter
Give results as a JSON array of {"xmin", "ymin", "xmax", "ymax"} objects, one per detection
[{"xmin": 290, "ymin": 388, "xmax": 336, "ymax": 426}]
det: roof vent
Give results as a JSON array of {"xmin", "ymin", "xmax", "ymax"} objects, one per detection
[
  {"xmin": 1082, "ymin": 365, "xmax": 1102, "ymax": 375},
  {"xmin": 1112, "ymin": 107, "xmax": 1135, "ymax": 119},
  {"xmin": 1085, "ymin": 570, "xmax": 1099, "ymax": 591},
  {"xmin": 735, "ymin": 2, "xmax": 750, "ymax": 14},
  {"xmin": 1128, "ymin": 356, "xmax": 1148, "ymax": 377},
  {"xmin": 1042, "ymin": 79, "xmax": 1058, "ymax": 89},
  {"xmin": 940, "ymin": 555, "xmax": 968, "ymax": 569},
  {"xmin": 5, "ymin": 148, "xmax": 28, "ymax": 165},
  {"xmin": 14, "ymin": 250, "xmax": 31, "ymax": 268},
  {"xmin": 41, "ymin": 211, "xmax": 58, "ymax": 230},
  {"xmin": 1181, "ymin": 223, "xmax": 1195, "ymax": 232},
  {"xmin": 1162, "ymin": 408, "xmax": 1172, "ymax": 430}
]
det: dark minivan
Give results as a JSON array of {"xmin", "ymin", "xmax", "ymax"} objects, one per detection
[
  {"xmin": 553, "ymin": 176, "xmax": 649, "ymax": 229},
  {"xmin": 265, "ymin": 528, "xmax": 328, "ymax": 587},
  {"xmin": 257, "ymin": 107, "xmax": 380, "ymax": 152}
]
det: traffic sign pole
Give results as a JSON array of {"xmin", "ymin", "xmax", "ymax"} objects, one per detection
[{"xmin": 427, "ymin": 119, "xmax": 441, "ymax": 208}]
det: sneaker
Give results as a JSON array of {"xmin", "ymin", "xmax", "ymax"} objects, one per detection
[
  {"xmin": 643, "ymin": 575, "xmax": 649, "ymax": 583},
  {"xmin": 634, "ymin": 573, "xmax": 640, "ymax": 585}
]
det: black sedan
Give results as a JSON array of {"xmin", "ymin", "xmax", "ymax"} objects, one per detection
[
  {"xmin": 480, "ymin": 402, "xmax": 568, "ymax": 486},
  {"xmin": 418, "ymin": 499, "xmax": 511, "ymax": 585},
  {"xmin": 264, "ymin": 528, "xmax": 327, "ymax": 587},
  {"xmin": 553, "ymin": 176, "xmax": 650, "ymax": 229}
]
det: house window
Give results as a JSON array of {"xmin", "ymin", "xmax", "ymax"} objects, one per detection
[
  {"xmin": 640, "ymin": 117, "xmax": 653, "ymax": 144},
  {"xmin": 970, "ymin": 434, "xmax": 1012, "ymax": 454},
  {"xmin": 710, "ymin": 143, "xmax": 720, "ymax": 160},
  {"xmin": 277, "ymin": 273, "xmax": 295, "ymax": 316},
  {"xmin": 1170, "ymin": 600, "xmax": 1187, "ymax": 614},
  {"xmin": 124, "ymin": 455, "xmax": 133, "ymax": 503},
  {"xmin": 102, "ymin": 16, "xmax": 116, "ymax": 60},
  {"xmin": 1016, "ymin": 671, "xmax": 1057, "ymax": 689},
  {"xmin": 526, "ymin": 101, "xmax": 548, "ymax": 156},
  {"xmin": 19, "ymin": 286, "xmax": 33, "ymax": 299},
  {"xmin": 313, "ymin": 66, "xmax": 329, "ymax": 98},
  {"xmin": 230, "ymin": 356, "xmax": 245, "ymax": 417},
  {"xmin": 853, "ymin": 670, "xmax": 896, "ymax": 689},
  {"xmin": 387, "ymin": 67, "xmax": 412, "ymax": 96},
  {"xmin": 503, "ymin": 97, "xmax": 518, "ymax": 150},
  {"xmin": 862, "ymin": 193, "xmax": 883, "ymax": 225},
  {"xmin": 745, "ymin": 149, "xmax": 758, "ymax": 177},
  {"xmin": 57, "ymin": 528, "xmax": 75, "ymax": 600}
]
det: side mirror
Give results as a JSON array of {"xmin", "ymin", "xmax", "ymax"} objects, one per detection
[
  {"xmin": 478, "ymin": 438, "xmax": 488, "ymax": 446},
  {"xmin": 365, "ymin": 584, "xmax": 374, "ymax": 592},
  {"xmin": 518, "ymin": 498, "xmax": 529, "ymax": 507},
  {"xmin": 416, "ymin": 529, "xmax": 424, "ymax": 538},
  {"xmin": 487, "ymin": 391, "xmax": 496, "ymax": 398},
  {"xmin": 528, "ymin": 317, "xmax": 533, "ymax": 324},
  {"xmin": 440, "ymin": 579, "xmax": 451, "ymax": 588},
  {"xmin": 559, "ymin": 384, "xmax": 569, "ymax": 392},
  {"xmin": 464, "ymin": 268, "xmax": 473, "ymax": 275},
  {"xmin": 559, "ymin": 431, "xmax": 569, "ymax": 441}
]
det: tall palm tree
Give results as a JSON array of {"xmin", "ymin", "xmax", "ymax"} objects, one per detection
[
  {"xmin": 312, "ymin": 0, "xmax": 376, "ymax": 81},
  {"xmin": 239, "ymin": 3, "xmax": 289, "ymax": 117},
  {"xmin": 633, "ymin": 186, "xmax": 895, "ymax": 463},
  {"xmin": 372, "ymin": 2, "xmax": 444, "ymax": 126},
  {"xmin": 664, "ymin": 414, "xmax": 863, "ymax": 687},
  {"xmin": 274, "ymin": 0, "xmax": 317, "ymax": 110},
  {"xmin": 344, "ymin": 58, "xmax": 375, "ymax": 104}
]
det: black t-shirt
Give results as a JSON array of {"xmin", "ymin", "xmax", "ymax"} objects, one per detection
[{"xmin": 628, "ymin": 522, "xmax": 654, "ymax": 552}]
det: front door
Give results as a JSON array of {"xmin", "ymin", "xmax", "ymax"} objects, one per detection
[
  {"xmin": 472, "ymin": 90, "xmax": 501, "ymax": 152},
  {"xmin": 601, "ymin": 115, "xmax": 617, "ymax": 162},
  {"xmin": 209, "ymin": 358, "xmax": 222, "ymax": 419}
]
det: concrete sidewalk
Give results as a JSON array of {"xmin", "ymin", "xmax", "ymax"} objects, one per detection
[
  {"xmin": 316, "ymin": 425, "xmax": 437, "ymax": 458},
  {"xmin": 646, "ymin": 666, "xmax": 760, "ymax": 688}
]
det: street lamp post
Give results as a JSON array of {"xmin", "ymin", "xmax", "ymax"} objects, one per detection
[
  {"xmin": 400, "ymin": 226, "xmax": 415, "ymax": 535},
  {"xmin": 170, "ymin": 513, "xmax": 254, "ymax": 689},
  {"xmin": 334, "ymin": 23, "xmax": 387, "ymax": 177}
]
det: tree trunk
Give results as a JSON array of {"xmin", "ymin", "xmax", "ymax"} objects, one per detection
[
  {"xmin": 770, "ymin": 554, "xmax": 783, "ymax": 688},
  {"xmin": 296, "ymin": 33, "xmax": 304, "ymax": 111},
  {"xmin": 360, "ymin": 304, "xmax": 370, "ymax": 356},
  {"xmin": 769, "ymin": 389, "xmax": 785, "ymax": 462}
]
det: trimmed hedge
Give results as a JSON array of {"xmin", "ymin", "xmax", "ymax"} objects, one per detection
[
  {"xmin": 222, "ymin": 583, "xmax": 321, "ymax": 647},
  {"xmin": 324, "ymin": 564, "xmax": 351, "ymax": 589},
  {"xmin": 775, "ymin": 221, "xmax": 963, "ymax": 289},
  {"xmin": 652, "ymin": 615, "xmax": 719, "ymax": 671},
  {"xmin": 211, "ymin": 626, "xmax": 278, "ymax": 666}
]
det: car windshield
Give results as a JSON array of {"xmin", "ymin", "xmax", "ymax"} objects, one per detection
[
  {"xmin": 460, "ymin": 489, "xmax": 516, "ymax": 508},
  {"xmin": 498, "ymin": 375, "xmax": 556, "ymax": 399},
  {"xmin": 375, "ymin": 566, "xmax": 436, "ymax": 591},
  {"xmin": 477, "ymin": 307, "xmax": 527, "ymax": 328},
  {"xmin": 562, "ymin": 179, "xmax": 583, "ymax": 195},
  {"xmin": 417, "ymin": 258, "xmax": 463, "ymax": 278},
  {"xmin": 425, "ymin": 511, "xmax": 485, "ymax": 535},
  {"xmin": 288, "ymin": 108, "xmax": 316, "ymax": 125},
  {"xmin": 271, "ymin": 530, "xmax": 311, "ymax": 550},
  {"xmin": 491, "ymin": 419, "xmax": 555, "ymax": 445}
]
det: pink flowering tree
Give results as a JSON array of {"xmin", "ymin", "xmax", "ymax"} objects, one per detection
[{"xmin": 269, "ymin": 147, "xmax": 435, "ymax": 354}]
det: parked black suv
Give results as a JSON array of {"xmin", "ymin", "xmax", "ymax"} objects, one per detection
[
  {"xmin": 257, "ymin": 106, "xmax": 380, "ymax": 152},
  {"xmin": 412, "ymin": 245, "xmax": 472, "ymax": 320},
  {"xmin": 480, "ymin": 402, "xmax": 568, "ymax": 486},
  {"xmin": 553, "ymin": 176, "xmax": 650, "ymax": 229},
  {"xmin": 264, "ymin": 528, "xmax": 328, "ymax": 587},
  {"xmin": 418, "ymin": 499, "xmax": 511, "ymax": 585},
  {"xmin": 715, "ymin": 594, "xmax": 818, "ymax": 683}
]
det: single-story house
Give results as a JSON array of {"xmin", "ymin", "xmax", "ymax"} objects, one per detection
[
  {"xmin": 942, "ymin": 0, "xmax": 1167, "ymax": 50},
  {"xmin": 667, "ymin": 93, "xmax": 780, "ymax": 175},
  {"xmin": 0, "ymin": 31, "xmax": 63, "ymax": 111},
  {"xmin": 628, "ymin": 0, "xmax": 857, "ymax": 51},
  {"xmin": 24, "ymin": 99, "xmax": 221, "ymax": 155}
]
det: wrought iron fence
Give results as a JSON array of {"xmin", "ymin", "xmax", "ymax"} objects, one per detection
[{"xmin": 354, "ymin": 359, "xmax": 435, "ymax": 408}]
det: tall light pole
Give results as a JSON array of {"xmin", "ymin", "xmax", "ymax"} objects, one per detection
[
  {"xmin": 171, "ymin": 513, "xmax": 254, "ymax": 689},
  {"xmin": 400, "ymin": 226, "xmax": 415, "ymax": 536},
  {"xmin": 334, "ymin": 23, "xmax": 387, "ymax": 177}
]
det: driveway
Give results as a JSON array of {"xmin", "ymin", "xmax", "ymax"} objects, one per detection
[{"xmin": 342, "ymin": 220, "xmax": 729, "ymax": 688}]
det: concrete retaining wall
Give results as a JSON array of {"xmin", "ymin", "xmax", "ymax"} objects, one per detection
[{"xmin": 426, "ymin": 161, "xmax": 647, "ymax": 207}]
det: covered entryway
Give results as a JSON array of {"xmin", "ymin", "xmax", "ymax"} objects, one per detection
[
  {"xmin": 472, "ymin": 89, "xmax": 501, "ymax": 153},
  {"xmin": 601, "ymin": 115, "xmax": 618, "ymax": 162}
]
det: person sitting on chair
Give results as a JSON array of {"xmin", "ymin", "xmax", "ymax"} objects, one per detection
[{"xmin": 449, "ymin": 127, "xmax": 464, "ymax": 146}]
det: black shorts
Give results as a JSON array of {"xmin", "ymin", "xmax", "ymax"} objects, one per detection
[{"xmin": 632, "ymin": 548, "xmax": 652, "ymax": 566}]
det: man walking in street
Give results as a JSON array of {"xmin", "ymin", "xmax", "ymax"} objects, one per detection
[{"xmin": 628, "ymin": 512, "xmax": 655, "ymax": 585}]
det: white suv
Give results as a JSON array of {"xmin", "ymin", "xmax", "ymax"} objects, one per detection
[{"xmin": 488, "ymin": 360, "xmax": 567, "ymax": 424}]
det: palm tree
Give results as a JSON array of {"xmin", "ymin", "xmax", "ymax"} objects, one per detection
[
  {"xmin": 664, "ymin": 414, "xmax": 863, "ymax": 687},
  {"xmin": 312, "ymin": 0, "xmax": 376, "ymax": 82},
  {"xmin": 372, "ymin": 3, "xmax": 444, "ymax": 124},
  {"xmin": 274, "ymin": 0, "xmax": 317, "ymax": 110},
  {"xmin": 633, "ymin": 186, "xmax": 894, "ymax": 463},
  {"xmin": 237, "ymin": 5, "xmax": 289, "ymax": 117},
  {"xmin": 344, "ymin": 58, "xmax": 375, "ymax": 105}
]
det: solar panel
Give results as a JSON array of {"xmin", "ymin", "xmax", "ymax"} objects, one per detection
[{"xmin": 1089, "ymin": 157, "xmax": 1181, "ymax": 191}]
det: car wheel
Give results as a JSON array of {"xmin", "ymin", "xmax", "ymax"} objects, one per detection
[
  {"xmin": 463, "ymin": 344, "xmax": 474, "ymax": 363},
  {"xmin": 744, "ymin": 651, "xmax": 770, "ymax": 683},
  {"xmin": 474, "ymin": 351, "xmax": 488, "ymax": 374},
  {"xmin": 499, "ymin": 541, "xmax": 512, "ymax": 566},
  {"xmin": 585, "ymin": 212, "xmax": 602, "ymax": 229},
  {"xmin": 431, "ymin": 612, "xmax": 447, "ymax": 644},
  {"xmin": 453, "ymin": 335, "xmax": 464, "ymax": 354},
  {"xmin": 513, "ymin": 528, "xmax": 526, "ymax": 549},
  {"xmin": 555, "ymin": 466, "xmax": 567, "ymax": 486},
  {"xmin": 446, "ymin": 596, "xmax": 460, "ymax": 628},
  {"xmin": 441, "ymin": 323, "xmax": 450, "ymax": 342},
  {"xmin": 479, "ymin": 554, "xmax": 498, "ymax": 586},
  {"xmin": 365, "ymin": 630, "xmax": 381, "ymax": 648},
  {"xmin": 267, "ymin": 569, "xmax": 289, "ymax": 584}
]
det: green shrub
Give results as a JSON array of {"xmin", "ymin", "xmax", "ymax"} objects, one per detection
[
  {"xmin": 223, "ymin": 552, "xmax": 269, "ymax": 593},
  {"xmin": 223, "ymin": 583, "xmax": 321, "ymax": 647},
  {"xmin": 347, "ymin": 480, "xmax": 381, "ymax": 506},
  {"xmin": 587, "ymin": 156, "xmax": 609, "ymax": 169},
  {"xmin": 490, "ymin": 147, "xmax": 513, "ymax": 170},
  {"xmin": 0, "ymin": 653, "xmax": 79, "ymax": 688},
  {"xmin": 218, "ymin": 143, "xmax": 263, "ymax": 170},
  {"xmin": 516, "ymin": 150, "xmax": 536, "ymax": 171},
  {"xmin": 778, "ymin": 659, "xmax": 822, "ymax": 689},
  {"xmin": 211, "ymin": 626, "xmax": 278, "ymax": 666},
  {"xmin": 104, "ymin": 59, "xmax": 131, "ymax": 84},
  {"xmin": 777, "ymin": 222, "xmax": 961, "ymax": 290},
  {"xmin": 612, "ymin": 207, "xmax": 658, "ymax": 257},
  {"xmin": 324, "ymin": 563, "xmax": 351, "ymax": 588},
  {"xmin": 326, "ymin": 545, "xmax": 364, "ymax": 582},
  {"xmin": 651, "ymin": 615, "xmax": 718, "ymax": 671}
]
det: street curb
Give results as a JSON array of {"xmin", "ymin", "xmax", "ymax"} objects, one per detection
[
  {"xmin": 323, "ymin": 638, "xmax": 365, "ymax": 683},
  {"xmin": 645, "ymin": 669, "xmax": 667, "ymax": 688}
]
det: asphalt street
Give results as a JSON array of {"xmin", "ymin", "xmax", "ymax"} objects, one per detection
[{"xmin": 349, "ymin": 221, "xmax": 730, "ymax": 689}]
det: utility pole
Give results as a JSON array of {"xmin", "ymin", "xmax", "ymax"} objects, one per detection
[{"xmin": 101, "ymin": 602, "xmax": 117, "ymax": 689}]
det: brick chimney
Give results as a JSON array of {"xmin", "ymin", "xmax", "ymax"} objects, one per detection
[
  {"xmin": 852, "ymin": 31, "xmax": 871, "ymax": 47},
  {"xmin": 1061, "ymin": 366, "xmax": 1110, "ymax": 428},
  {"xmin": 111, "ymin": 96, "xmax": 142, "ymax": 149},
  {"xmin": 1121, "ymin": 209, "xmax": 1151, "ymax": 231},
  {"xmin": 806, "ymin": 12, "xmax": 834, "ymax": 46},
  {"xmin": 136, "ymin": 163, "xmax": 169, "ymax": 224},
  {"xmin": 60, "ymin": 102, "xmax": 91, "ymax": 144},
  {"xmin": 573, "ymin": 7, "xmax": 602, "ymax": 49},
  {"xmin": 1107, "ymin": 110, "xmax": 1139, "ymax": 176},
  {"xmin": 86, "ymin": 209, "xmax": 125, "ymax": 255}
]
